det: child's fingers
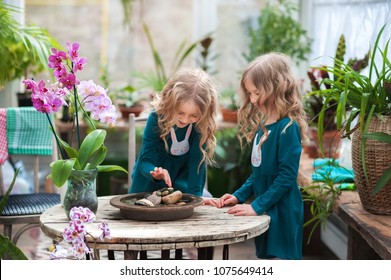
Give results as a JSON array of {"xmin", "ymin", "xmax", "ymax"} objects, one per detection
[
  {"xmin": 163, "ymin": 170, "xmax": 172, "ymax": 187},
  {"xmin": 150, "ymin": 167, "xmax": 172, "ymax": 187}
]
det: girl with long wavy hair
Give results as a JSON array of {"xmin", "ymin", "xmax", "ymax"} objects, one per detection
[
  {"xmin": 129, "ymin": 68, "xmax": 218, "ymax": 200},
  {"xmin": 216, "ymin": 53, "xmax": 309, "ymax": 259}
]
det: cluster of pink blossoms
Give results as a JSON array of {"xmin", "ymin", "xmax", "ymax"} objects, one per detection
[
  {"xmin": 23, "ymin": 42, "xmax": 117, "ymax": 126},
  {"xmin": 50, "ymin": 206, "xmax": 111, "ymax": 260}
]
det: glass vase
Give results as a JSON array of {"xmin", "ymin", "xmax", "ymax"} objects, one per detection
[{"xmin": 63, "ymin": 169, "xmax": 99, "ymax": 219}]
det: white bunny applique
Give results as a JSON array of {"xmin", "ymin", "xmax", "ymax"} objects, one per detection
[
  {"xmin": 170, "ymin": 124, "xmax": 192, "ymax": 156},
  {"xmin": 251, "ymin": 130, "xmax": 271, "ymax": 167}
]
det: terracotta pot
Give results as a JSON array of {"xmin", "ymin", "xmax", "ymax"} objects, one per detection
[
  {"xmin": 311, "ymin": 128, "xmax": 342, "ymax": 158},
  {"xmin": 220, "ymin": 107, "xmax": 237, "ymax": 123},
  {"xmin": 119, "ymin": 105, "xmax": 144, "ymax": 119}
]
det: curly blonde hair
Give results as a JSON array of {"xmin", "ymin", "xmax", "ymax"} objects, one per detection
[
  {"xmin": 151, "ymin": 68, "xmax": 219, "ymax": 166},
  {"xmin": 237, "ymin": 52, "xmax": 309, "ymax": 146}
]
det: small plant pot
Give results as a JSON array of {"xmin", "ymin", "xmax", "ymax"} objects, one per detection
[
  {"xmin": 118, "ymin": 105, "xmax": 144, "ymax": 119},
  {"xmin": 220, "ymin": 107, "xmax": 237, "ymax": 123},
  {"xmin": 311, "ymin": 128, "xmax": 342, "ymax": 158}
]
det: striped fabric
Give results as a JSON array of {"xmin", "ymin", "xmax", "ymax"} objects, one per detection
[
  {"xmin": 6, "ymin": 107, "xmax": 53, "ymax": 155},
  {"xmin": 0, "ymin": 108, "xmax": 8, "ymax": 164}
]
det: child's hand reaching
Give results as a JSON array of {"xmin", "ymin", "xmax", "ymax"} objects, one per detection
[
  {"xmin": 216, "ymin": 194, "xmax": 238, "ymax": 208},
  {"xmin": 202, "ymin": 198, "xmax": 218, "ymax": 206},
  {"xmin": 227, "ymin": 204, "xmax": 257, "ymax": 216},
  {"xmin": 150, "ymin": 167, "xmax": 172, "ymax": 187}
]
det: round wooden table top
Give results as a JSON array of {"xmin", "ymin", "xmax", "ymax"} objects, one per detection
[{"xmin": 40, "ymin": 195, "xmax": 270, "ymax": 254}]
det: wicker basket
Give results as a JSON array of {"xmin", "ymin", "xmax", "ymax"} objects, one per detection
[{"xmin": 352, "ymin": 115, "xmax": 391, "ymax": 215}]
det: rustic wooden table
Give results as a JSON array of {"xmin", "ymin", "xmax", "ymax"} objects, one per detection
[
  {"xmin": 40, "ymin": 196, "xmax": 270, "ymax": 260},
  {"xmin": 339, "ymin": 201, "xmax": 391, "ymax": 260}
]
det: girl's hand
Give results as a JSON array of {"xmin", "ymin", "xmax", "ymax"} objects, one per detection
[
  {"xmin": 227, "ymin": 204, "xmax": 257, "ymax": 216},
  {"xmin": 216, "ymin": 194, "xmax": 238, "ymax": 208},
  {"xmin": 150, "ymin": 167, "xmax": 172, "ymax": 187},
  {"xmin": 202, "ymin": 198, "xmax": 218, "ymax": 206}
]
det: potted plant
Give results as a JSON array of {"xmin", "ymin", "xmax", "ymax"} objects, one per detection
[
  {"xmin": 304, "ymin": 34, "xmax": 369, "ymax": 158},
  {"xmin": 114, "ymin": 22, "xmax": 209, "ymax": 119},
  {"xmin": 245, "ymin": 0, "xmax": 312, "ymax": 65},
  {"xmin": 132, "ymin": 23, "xmax": 205, "ymax": 93},
  {"xmin": 316, "ymin": 25, "xmax": 391, "ymax": 215},
  {"xmin": 115, "ymin": 85, "xmax": 150, "ymax": 119},
  {"xmin": 0, "ymin": 3, "xmax": 58, "ymax": 103},
  {"xmin": 219, "ymin": 86, "xmax": 239, "ymax": 123}
]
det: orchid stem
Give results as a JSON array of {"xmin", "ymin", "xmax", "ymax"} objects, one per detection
[
  {"xmin": 45, "ymin": 113, "xmax": 66, "ymax": 160},
  {"xmin": 73, "ymin": 84, "xmax": 81, "ymax": 148}
]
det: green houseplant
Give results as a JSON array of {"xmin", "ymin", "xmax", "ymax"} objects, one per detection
[
  {"xmin": 304, "ymin": 34, "xmax": 369, "ymax": 158},
  {"xmin": 133, "ymin": 22, "xmax": 203, "ymax": 93},
  {"xmin": 315, "ymin": 25, "xmax": 391, "ymax": 215},
  {"xmin": 0, "ymin": 168, "xmax": 28, "ymax": 260},
  {"xmin": 245, "ymin": 0, "xmax": 312, "ymax": 65},
  {"xmin": 116, "ymin": 22, "xmax": 207, "ymax": 117},
  {"xmin": 0, "ymin": 3, "xmax": 57, "ymax": 92},
  {"xmin": 219, "ymin": 86, "xmax": 239, "ymax": 123}
]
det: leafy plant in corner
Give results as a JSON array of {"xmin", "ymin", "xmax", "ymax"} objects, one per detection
[
  {"xmin": 0, "ymin": 3, "xmax": 58, "ymax": 89},
  {"xmin": 304, "ymin": 34, "xmax": 369, "ymax": 131},
  {"xmin": 300, "ymin": 160, "xmax": 349, "ymax": 244},
  {"xmin": 0, "ymin": 168, "xmax": 28, "ymax": 260},
  {"xmin": 316, "ymin": 24, "xmax": 391, "ymax": 193}
]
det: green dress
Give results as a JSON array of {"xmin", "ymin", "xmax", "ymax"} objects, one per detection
[
  {"xmin": 129, "ymin": 111, "xmax": 206, "ymax": 196},
  {"xmin": 233, "ymin": 117, "xmax": 303, "ymax": 259}
]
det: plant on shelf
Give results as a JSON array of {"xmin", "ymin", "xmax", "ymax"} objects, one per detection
[
  {"xmin": 115, "ymin": 85, "xmax": 150, "ymax": 118},
  {"xmin": 315, "ymin": 24, "xmax": 391, "ymax": 215},
  {"xmin": 132, "ymin": 22, "xmax": 204, "ymax": 93},
  {"xmin": 245, "ymin": 0, "xmax": 312, "ymax": 65},
  {"xmin": 219, "ymin": 86, "xmax": 239, "ymax": 123},
  {"xmin": 0, "ymin": 3, "xmax": 58, "ymax": 103},
  {"xmin": 303, "ymin": 34, "xmax": 369, "ymax": 158},
  {"xmin": 299, "ymin": 158, "xmax": 357, "ymax": 243},
  {"xmin": 196, "ymin": 34, "xmax": 218, "ymax": 75}
]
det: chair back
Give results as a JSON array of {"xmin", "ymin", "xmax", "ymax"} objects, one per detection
[
  {"xmin": 0, "ymin": 107, "xmax": 57, "ymax": 195},
  {"xmin": 127, "ymin": 113, "xmax": 148, "ymax": 188}
]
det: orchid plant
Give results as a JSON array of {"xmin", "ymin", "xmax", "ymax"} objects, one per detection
[
  {"xmin": 49, "ymin": 206, "xmax": 111, "ymax": 260},
  {"xmin": 23, "ymin": 42, "xmax": 127, "ymax": 187}
]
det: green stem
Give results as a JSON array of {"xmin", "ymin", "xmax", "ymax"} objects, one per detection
[
  {"xmin": 73, "ymin": 84, "xmax": 81, "ymax": 148},
  {"xmin": 45, "ymin": 113, "xmax": 66, "ymax": 159}
]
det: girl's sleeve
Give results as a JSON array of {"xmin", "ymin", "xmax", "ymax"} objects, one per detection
[
  {"xmin": 233, "ymin": 175, "xmax": 255, "ymax": 203},
  {"xmin": 137, "ymin": 113, "xmax": 161, "ymax": 182},
  {"xmin": 187, "ymin": 131, "xmax": 206, "ymax": 196},
  {"xmin": 251, "ymin": 123, "xmax": 302, "ymax": 214}
]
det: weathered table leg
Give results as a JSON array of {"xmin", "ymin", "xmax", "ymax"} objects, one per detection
[
  {"xmin": 124, "ymin": 250, "xmax": 139, "ymax": 260},
  {"xmin": 197, "ymin": 247, "xmax": 214, "ymax": 259}
]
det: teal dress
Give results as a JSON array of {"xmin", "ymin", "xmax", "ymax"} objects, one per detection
[
  {"xmin": 233, "ymin": 117, "xmax": 303, "ymax": 259},
  {"xmin": 129, "ymin": 111, "xmax": 206, "ymax": 196}
]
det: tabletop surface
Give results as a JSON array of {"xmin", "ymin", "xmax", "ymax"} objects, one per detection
[{"xmin": 40, "ymin": 196, "xmax": 270, "ymax": 251}]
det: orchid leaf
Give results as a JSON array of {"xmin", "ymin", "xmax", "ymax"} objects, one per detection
[
  {"xmin": 78, "ymin": 129, "xmax": 106, "ymax": 169},
  {"xmin": 58, "ymin": 137, "xmax": 78, "ymax": 159},
  {"xmin": 97, "ymin": 165, "xmax": 128, "ymax": 174},
  {"xmin": 86, "ymin": 146, "xmax": 107, "ymax": 170},
  {"xmin": 51, "ymin": 159, "xmax": 76, "ymax": 187}
]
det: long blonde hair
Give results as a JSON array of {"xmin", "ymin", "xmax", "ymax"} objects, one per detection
[
  {"xmin": 151, "ymin": 68, "xmax": 219, "ymax": 166},
  {"xmin": 237, "ymin": 52, "xmax": 309, "ymax": 146}
]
